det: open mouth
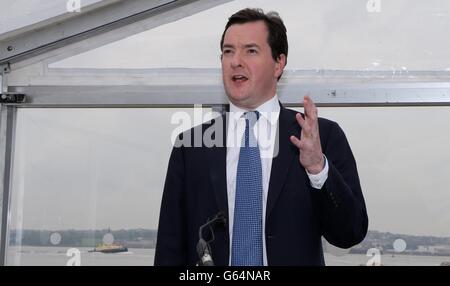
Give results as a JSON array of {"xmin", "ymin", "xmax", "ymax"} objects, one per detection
[{"xmin": 232, "ymin": 75, "xmax": 248, "ymax": 83}]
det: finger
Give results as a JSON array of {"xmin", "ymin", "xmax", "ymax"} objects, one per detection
[
  {"xmin": 296, "ymin": 113, "xmax": 311, "ymax": 135},
  {"xmin": 295, "ymin": 112, "xmax": 306, "ymax": 129},
  {"xmin": 290, "ymin": 135, "xmax": 303, "ymax": 149},
  {"xmin": 304, "ymin": 95, "xmax": 318, "ymax": 120},
  {"xmin": 303, "ymin": 95, "xmax": 317, "ymax": 119}
]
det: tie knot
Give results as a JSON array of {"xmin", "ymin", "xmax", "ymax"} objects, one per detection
[{"xmin": 243, "ymin": 111, "xmax": 260, "ymax": 128}]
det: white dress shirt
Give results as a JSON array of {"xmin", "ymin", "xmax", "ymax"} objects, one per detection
[{"xmin": 226, "ymin": 94, "xmax": 329, "ymax": 265}]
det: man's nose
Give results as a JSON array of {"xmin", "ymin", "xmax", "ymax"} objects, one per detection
[{"xmin": 231, "ymin": 51, "xmax": 243, "ymax": 68}]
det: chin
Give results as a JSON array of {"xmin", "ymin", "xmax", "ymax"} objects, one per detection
[
  {"xmin": 225, "ymin": 89, "xmax": 242, "ymax": 100},
  {"xmin": 229, "ymin": 94, "xmax": 250, "ymax": 105}
]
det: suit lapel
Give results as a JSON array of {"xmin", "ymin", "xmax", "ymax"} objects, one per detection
[
  {"xmin": 266, "ymin": 105, "xmax": 298, "ymax": 219},
  {"xmin": 206, "ymin": 113, "xmax": 229, "ymax": 217}
]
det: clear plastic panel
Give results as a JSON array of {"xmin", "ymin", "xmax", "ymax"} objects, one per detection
[
  {"xmin": 0, "ymin": 0, "xmax": 105, "ymax": 35},
  {"xmin": 7, "ymin": 106, "xmax": 450, "ymax": 265},
  {"xmin": 7, "ymin": 107, "xmax": 213, "ymax": 265},
  {"xmin": 49, "ymin": 0, "xmax": 450, "ymax": 72},
  {"xmin": 293, "ymin": 106, "xmax": 450, "ymax": 266}
]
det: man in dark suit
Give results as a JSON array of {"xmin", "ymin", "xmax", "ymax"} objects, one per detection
[{"xmin": 154, "ymin": 8, "xmax": 368, "ymax": 266}]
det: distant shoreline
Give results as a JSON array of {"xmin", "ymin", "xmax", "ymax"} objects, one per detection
[{"xmin": 10, "ymin": 229, "xmax": 450, "ymax": 257}]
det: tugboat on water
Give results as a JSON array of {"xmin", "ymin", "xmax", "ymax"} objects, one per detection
[
  {"xmin": 90, "ymin": 243, "xmax": 128, "ymax": 253},
  {"xmin": 89, "ymin": 227, "xmax": 128, "ymax": 253}
]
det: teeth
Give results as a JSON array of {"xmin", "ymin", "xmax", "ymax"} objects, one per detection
[{"xmin": 233, "ymin": 75, "xmax": 247, "ymax": 80}]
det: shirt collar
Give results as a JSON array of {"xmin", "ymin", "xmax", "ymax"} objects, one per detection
[{"xmin": 229, "ymin": 94, "xmax": 280, "ymax": 128}]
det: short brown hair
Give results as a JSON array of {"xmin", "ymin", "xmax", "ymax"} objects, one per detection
[{"xmin": 220, "ymin": 8, "xmax": 288, "ymax": 71}]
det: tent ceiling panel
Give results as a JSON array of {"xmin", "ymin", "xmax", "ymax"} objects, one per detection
[
  {"xmin": 0, "ymin": 0, "xmax": 232, "ymax": 66},
  {"xmin": 45, "ymin": 0, "xmax": 450, "ymax": 72},
  {"xmin": 0, "ymin": 0, "xmax": 110, "ymax": 38}
]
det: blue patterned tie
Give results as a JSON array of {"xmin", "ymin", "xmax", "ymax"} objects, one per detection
[{"xmin": 231, "ymin": 111, "xmax": 263, "ymax": 266}]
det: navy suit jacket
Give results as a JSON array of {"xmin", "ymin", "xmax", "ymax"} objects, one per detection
[{"xmin": 154, "ymin": 104, "xmax": 368, "ymax": 266}]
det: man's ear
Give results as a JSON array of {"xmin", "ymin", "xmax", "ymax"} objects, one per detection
[{"xmin": 275, "ymin": 54, "xmax": 287, "ymax": 78}]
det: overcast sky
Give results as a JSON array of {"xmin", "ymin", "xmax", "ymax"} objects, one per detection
[{"xmin": 2, "ymin": 0, "xmax": 450, "ymax": 238}]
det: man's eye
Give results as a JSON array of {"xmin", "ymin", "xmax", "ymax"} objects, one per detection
[
  {"xmin": 248, "ymin": 49, "xmax": 257, "ymax": 54},
  {"xmin": 223, "ymin": 49, "xmax": 233, "ymax": 55}
]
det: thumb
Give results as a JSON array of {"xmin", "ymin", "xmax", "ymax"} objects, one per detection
[{"xmin": 290, "ymin": 135, "xmax": 302, "ymax": 149}]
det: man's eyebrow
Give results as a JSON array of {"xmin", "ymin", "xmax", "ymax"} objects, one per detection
[
  {"xmin": 222, "ymin": 43, "xmax": 261, "ymax": 49},
  {"xmin": 222, "ymin": 44, "xmax": 235, "ymax": 49},
  {"xmin": 244, "ymin": 43, "xmax": 260, "ymax": 49}
]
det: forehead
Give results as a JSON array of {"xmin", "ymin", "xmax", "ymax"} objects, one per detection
[{"xmin": 223, "ymin": 21, "xmax": 269, "ymax": 45}]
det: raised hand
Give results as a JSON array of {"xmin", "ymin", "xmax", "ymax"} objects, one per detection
[{"xmin": 289, "ymin": 95, "xmax": 324, "ymax": 174}]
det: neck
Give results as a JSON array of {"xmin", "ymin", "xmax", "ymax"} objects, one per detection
[{"xmin": 230, "ymin": 93, "xmax": 277, "ymax": 111}]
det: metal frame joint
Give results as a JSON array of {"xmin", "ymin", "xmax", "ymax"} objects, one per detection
[{"xmin": 0, "ymin": 63, "xmax": 10, "ymax": 75}]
